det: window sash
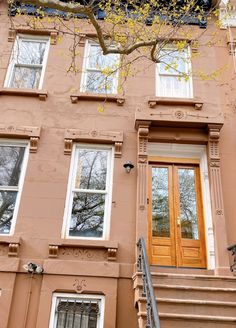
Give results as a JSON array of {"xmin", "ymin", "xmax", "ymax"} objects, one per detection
[
  {"xmin": 81, "ymin": 41, "xmax": 119, "ymax": 94},
  {"xmin": 0, "ymin": 143, "xmax": 28, "ymax": 235},
  {"xmin": 157, "ymin": 46, "xmax": 192, "ymax": 98},
  {"xmin": 63, "ymin": 145, "xmax": 113, "ymax": 239},
  {"xmin": 5, "ymin": 35, "xmax": 49, "ymax": 90}
]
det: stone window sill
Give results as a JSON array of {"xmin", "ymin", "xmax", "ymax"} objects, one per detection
[
  {"xmin": 48, "ymin": 239, "xmax": 118, "ymax": 261},
  {"xmin": 148, "ymin": 97, "xmax": 203, "ymax": 110},
  {"xmin": 0, "ymin": 88, "xmax": 48, "ymax": 101},
  {"xmin": 70, "ymin": 93, "xmax": 125, "ymax": 106}
]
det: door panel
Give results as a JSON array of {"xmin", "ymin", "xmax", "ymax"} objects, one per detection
[{"xmin": 148, "ymin": 162, "xmax": 206, "ymax": 268}]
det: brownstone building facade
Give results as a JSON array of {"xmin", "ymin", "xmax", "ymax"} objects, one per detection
[{"xmin": 0, "ymin": 0, "xmax": 236, "ymax": 327}]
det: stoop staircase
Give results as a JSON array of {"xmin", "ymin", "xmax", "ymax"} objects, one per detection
[{"xmin": 134, "ymin": 238, "xmax": 236, "ymax": 328}]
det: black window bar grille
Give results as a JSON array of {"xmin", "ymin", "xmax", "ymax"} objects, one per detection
[{"xmin": 55, "ymin": 298, "xmax": 100, "ymax": 328}]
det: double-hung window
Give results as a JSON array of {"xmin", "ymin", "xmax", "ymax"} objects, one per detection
[
  {"xmin": 63, "ymin": 145, "xmax": 113, "ymax": 239},
  {"xmin": 49, "ymin": 293, "xmax": 105, "ymax": 328},
  {"xmin": 5, "ymin": 35, "xmax": 49, "ymax": 89},
  {"xmin": 0, "ymin": 142, "xmax": 28, "ymax": 235},
  {"xmin": 156, "ymin": 46, "xmax": 192, "ymax": 98},
  {"xmin": 81, "ymin": 41, "xmax": 119, "ymax": 94}
]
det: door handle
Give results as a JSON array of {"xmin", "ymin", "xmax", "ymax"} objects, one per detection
[{"xmin": 177, "ymin": 217, "xmax": 181, "ymax": 226}]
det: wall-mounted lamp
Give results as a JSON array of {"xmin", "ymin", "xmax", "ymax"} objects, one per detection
[
  {"xmin": 23, "ymin": 262, "xmax": 44, "ymax": 274},
  {"xmin": 123, "ymin": 161, "xmax": 134, "ymax": 173}
]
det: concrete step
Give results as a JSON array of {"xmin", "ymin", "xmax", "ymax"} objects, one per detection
[
  {"xmin": 138, "ymin": 312, "xmax": 236, "ymax": 328},
  {"xmin": 155, "ymin": 284, "xmax": 236, "ymax": 302},
  {"xmin": 138, "ymin": 297, "xmax": 236, "ymax": 317},
  {"xmin": 134, "ymin": 272, "xmax": 236, "ymax": 288}
]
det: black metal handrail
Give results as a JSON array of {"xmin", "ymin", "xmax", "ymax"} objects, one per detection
[
  {"xmin": 137, "ymin": 237, "xmax": 161, "ymax": 328},
  {"xmin": 227, "ymin": 244, "xmax": 236, "ymax": 273}
]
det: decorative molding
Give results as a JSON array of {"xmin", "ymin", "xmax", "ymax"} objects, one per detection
[
  {"xmin": 49, "ymin": 245, "xmax": 59, "ymax": 258},
  {"xmin": 8, "ymin": 243, "xmax": 20, "ymax": 257},
  {"xmin": 48, "ymin": 240, "xmax": 118, "ymax": 262},
  {"xmin": 0, "ymin": 88, "xmax": 48, "ymax": 101},
  {"xmin": 135, "ymin": 108, "xmax": 224, "ymax": 130},
  {"xmin": 70, "ymin": 93, "xmax": 125, "ymax": 106},
  {"xmin": 190, "ymin": 39, "xmax": 199, "ymax": 53},
  {"xmin": 64, "ymin": 129, "xmax": 123, "ymax": 157},
  {"xmin": 8, "ymin": 27, "xmax": 59, "ymax": 44},
  {"xmin": 137, "ymin": 123, "xmax": 150, "ymax": 211},
  {"xmin": 64, "ymin": 139, "xmax": 73, "ymax": 155},
  {"xmin": 148, "ymin": 97, "xmax": 203, "ymax": 110},
  {"xmin": 0, "ymin": 237, "xmax": 21, "ymax": 257},
  {"xmin": 8, "ymin": 28, "xmax": 16, "ymax": 42},
  {"xmin": 137, "ymin": 123, "xmax": 150, "ymax": 163},
  {"xmin": 59, "ymin": 247, "xmax": 107, "ymax": 261},
  {"xmin": 107, "ymin": 248, "xmax": 117, "ymax": 261},
  {"xmin": 207, "ymin": 124, "xmax": 224, "ymax": 217},
  {"xmin": 0, "ymin": 125, "xmax": 41, "ymax": 153},
  {"xmin": 0, "ymin": 245, "xmax": 8, "ymax": 256},
  {"xmin": 73, "ymin": 279, "xmax": 87, "ymax": 293}
]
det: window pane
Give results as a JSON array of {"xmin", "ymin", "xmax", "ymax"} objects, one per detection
[
  {"xmin": 0, "ymin": 146, "xmax": 25, "ymax": 186},
  {"xmin": 159, "ymin": 75, "xmax": 189, "ymax": 98},
  {"xmin": 178, "ymin": 168, "xmax": 199, "ymax": 240},
  {"xmin": 85, "ymin": 72, "xmax": 114, "ymax": 94},
  {"xmin": 159, "ymin": 49, "xmax": 188, "ymax": 75},
  {"xmin": 0, "ymin": 191, "xmax": 17, "ymax": 234},
  {"xmin": 75, "ymin": 149, "xmax": 108, "ymax": 190},
  {"xmin": 16, "ymin": 40, "xmax": 46, "ymax": 65},
  {"xmin": 69, "ymin": 192, "xmax": 105, "ymax": 237},
  {"xmin": 56, "ymin": 299, "xmax": 99, "ymax": 328},
  {"xmin": 10, "ymin": 66, "xmax": 42, "ymax": 89},
  {"xmin": 152, "ymin": 167, "xmax": 170, "ymax": 237},
  {"xmin": 88, "ymin": 44, "xmax": 118, "ymax": 70}
]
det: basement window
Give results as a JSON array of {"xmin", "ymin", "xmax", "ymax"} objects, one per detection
[{"xmin": 49, "ymin": 293, "xmax": 105, "ymax": 328}]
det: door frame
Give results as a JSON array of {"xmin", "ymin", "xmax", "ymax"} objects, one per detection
[
  {"xmin": 148, "ymin": 160, "xmax": 207, "ymax": 268},
  {"xmin": 147, "ymin": 143, "xmax": 215, "ymax": 270}
]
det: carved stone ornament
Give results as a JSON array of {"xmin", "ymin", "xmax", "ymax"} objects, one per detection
[
  {"xmin": 107, "ymin": 248, "xmax": 117, "ymax": 261},
  {"xmin": 208, "ymin": 124, "xmax": 225, "ymax": 220},
  {"xmin": 64, "ymin": 129, "xmax": 123, "ymax": 157},
  {"xmin": 73, "ymin": 279, "xmax": 87, "ymax": 293},
  {"xmin": 8, "ymin": 28, "xmax": 16, "ymax": 42},
  {"xmin": 190, "ymin": 39, "xmax": 199, "ymax": 53},
  {"xmin": 8, "ymin": 28, "xmax": 59, "ymax": 45},
  {"xmin": 137, "ymin": 123, "xmax": 150, "ymax": 211},
  {"xmin": 0, "ymin": 125, "xmax": 41, "ymax": 153},
  {"xmin": 8, "ymin": 243, "xmax": 20, "ymax": 257},
  {"xmin": 49, "ymin": 245, "xmax": 59, "ymax": 258}
]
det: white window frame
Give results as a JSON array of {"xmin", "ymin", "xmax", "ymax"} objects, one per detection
[
  {"xmin": 4, "ymin": 34, "xmax": 50, "ymax": 90},
  {"xmin": 0, "ymin": 140, "xmax": 29, "ymax": 236},
  {"xmin": 80, "ymin": 40, "xmax": 119, "ymax": 94},
  {"xmin": 156, "ymin": 45, "xmax": 193, "ymax": 98},
  {"xmin": 62, "ymin": 143, "xmax": 114, "ymax": 240},
  {"xmin": 49, "ymin": 293, "xmax": 105, "ymax": 328}
]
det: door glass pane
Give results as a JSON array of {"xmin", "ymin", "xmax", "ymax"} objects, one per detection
[
  {"xmin": 152, "ymin": 167, "xmax": 170, "ymax": 237},
  {"xmin": 178, "ymin": 168, "xmax": 199, "ymax": 240}
]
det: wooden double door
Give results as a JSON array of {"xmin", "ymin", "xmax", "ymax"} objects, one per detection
[{"xmin": 148, "ymin": 161, "xmax": 206, "ymax": 268}]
